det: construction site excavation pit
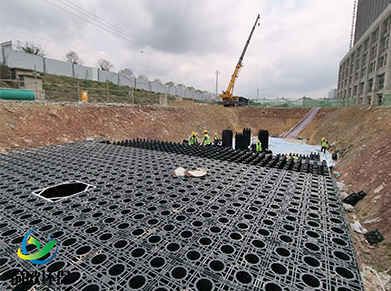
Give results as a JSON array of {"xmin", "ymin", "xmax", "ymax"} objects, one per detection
[{"xmin": 0, "ymin": 140, "xmax": 363, "ymax": 290}]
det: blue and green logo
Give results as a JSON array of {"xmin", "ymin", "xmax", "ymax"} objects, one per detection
[{"xmin": 17, "ymin": 228, "xmax": 58, "ymax": 265}]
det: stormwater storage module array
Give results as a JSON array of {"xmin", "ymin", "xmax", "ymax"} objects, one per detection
[{"xmin": 0, "ymin": 140, "xmax": 363, "ymax": 290}]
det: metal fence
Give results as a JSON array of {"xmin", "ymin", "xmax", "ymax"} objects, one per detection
[{"xmin": 0, "ymin": 47, "xmax": 217, "ymax": 102}]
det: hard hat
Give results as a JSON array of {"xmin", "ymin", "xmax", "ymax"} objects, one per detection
[
  {"xmin": 192, "ymin": 132, "xmax": 195, "ymax": 136},
  {"xmin": 257, "ymin": 140, "xmax": 260, "ymax": 143},
  {"xmin": 215, "ymin": 133, "xmax": 217, "ymax": 136},
  {"xmin": 322, "ymin": 137, "xmax": 325, "ymax": 140},
  {"xmin": 204, "ymin": 130, "xmax": 207, "ymax": 133}
]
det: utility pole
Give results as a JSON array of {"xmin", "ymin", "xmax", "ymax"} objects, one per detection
[{"xmin": 215, "ymin": 70, "xmax": 219, "ymax": 98}]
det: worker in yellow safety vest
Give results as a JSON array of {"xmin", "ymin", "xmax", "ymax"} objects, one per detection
[
  {"xmin": 321, "ymin": 137, "xmax": 329, "ymax": 154},
  {"xmin": 189, "ymin": 132, "xmax": 198, "ymax": 145},
  {"xmin": 213, "ymin": 133, "xmax": 220, "ymax": 145},
  {"xmin": 256, "ymin": 140, "xmax": 262, "ymax": 152},
  {"xmin": 203, "ymin": 130, "xmax": 210, "ymax": 145}
]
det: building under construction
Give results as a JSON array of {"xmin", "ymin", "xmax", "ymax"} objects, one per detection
[{"xmin": 337, "ymin": 0, "xmax": 391, "ymax": 106}]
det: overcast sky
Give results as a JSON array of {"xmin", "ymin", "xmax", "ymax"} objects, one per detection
[{"xmin": 0, "ymin": 0, "xmax": 354, "ymax": 99}]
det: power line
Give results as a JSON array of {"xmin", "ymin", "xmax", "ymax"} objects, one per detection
[{"xmin": 43, "ymin": 0, "xmax": 217, "ymax": 72}]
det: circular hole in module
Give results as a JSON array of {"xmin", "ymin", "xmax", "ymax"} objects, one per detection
[
  {"xmin": 109, "ymin": 264, "xmax": 125, "ymax": 276},
  {"xmin": 193, "ymin": 221, "xmax": 203, "ymax": 227},
  {"xmin": 131, "ymin": 248, "xmax": 145, "ymax": 258},
  {"xmin": 176, "ymin": 215, "xmax": 186, "ymax": 221},
  {"xmin": 336, "ymin": 267, "xmax": 354, "ymax": 279},
  {"xmin": 62, "ymin": 271, "xmax": 81, "ymax": 285},
  {"xmin": 76, "ymin": 246, "xmax": 91, "ymax": 255},
  {"xmin": 265, "ymin": 282, "xmax": 283, "ymax": 291},
  {"xmin": 226, "ymin": 209, "xmax": 235, "ymax": 215},
  {"xmin": 186, "ymin": 250, "xmax": 201, "ymax": 261},
  {"xmin": 63, "ymin": 238, "xmax": 77, "ymax": 247},
  {"xmin": 167, "ymin": 243, "xmax": 180, "ymax": 252},
  {"xmin": 302, "ymin": 274, "xmax": 320, "ymax": 288},
  {"xmin": 243, "ymin": 214, "xmax": 254, "ymax": 220},
  {"xmin": 81, "ymin": 284, "xmax": 100, "ymax": 291},
  {"xmin": 334, "ymin": 251, "xmax": 350, "ymax": 261},
  {"xmin": 331, "ymin": 227, "xmax": 345, "ymax": 234},
  {"xmin": 150, "ymin": 257, "xmax": 165, "ymax": 268},
  {"xmin": 237, "ymin": 223, "xmax": 248, "ymax": 229},
  {"xmin": 128, "ymin": 275, "xmax": 146, "ymax": 289},
  {"xmin": 181, "ymin": 231, "xmax": 193, "ymax": 238},
  {"xmin": 171, "ymin": 267, "xmax": 187, "ymax": 279},
  {"xmin": 202, "ymin": 213, "xmax": 212, "ymax": 218},
  {"xmin": 305, "ymin": 242, "xmax": 320, "ymax": 252},
  {"xmin": 252, "ymin": 240, "xmax": 265, "ymax": 248},
  {"xmin": 275, "ymin": 247, "xmax": 290, "ymax": 257},
  {"xmin": 245, "ymin": 254, "xmax": 259, "ymax": 264},
  {"xmin": 148, "ymin": 235, "xmax": 161, "ymax": 244},
  {"xmin": 47, "ymin": 261, "xmax": 65, "ymax": 273},
  {"xmin": 11, "ymin": 236, "xmax": 23, "ymax": 244},
  {"xmin": 308, "ymin": 212, "xmax": 319, "ymax": 219},
  {"xmin": 104, "ymin": 217, "xmax": 116, "ymax": 223},
  {"xmin": 330, "ymin": 218, "xmax": 342, "ymax": 224},
  {"xmin": 283, "ymin": 224, "xmax": 295, "ymax": 231},
  {"xmin": 0, "ymin": 257, "xmax": 8, "ymax": 267},
  {"xmin": 163, "ymin": 225, "xmax": 175, "ymax": 231},
  {"xmin": 271, "ymin": 263, "xmax": 287, "ymax": 275},
  {"xmin": 307, "ymin": 221, "xmax": 320, "ymax": 228},
  {"xmin": 205, "ymin": 259, "xmax": 224, "ymax": 273},
  {"xmin": 99, "ymin": 233, "xmax": 113, "ymax": 241},
  {"xmin": 210, "ymin": 226, "xmax": 221, "ymax": 233},
  {"xmin": 1, "ymin": 268, "xmax": 21, "ymax": 281},
  {"xmin": 196, "ymin": 278, "xmax": 214, "ymax": 291},
  {"xmin": 2, "ymin": 229, "xmax": 17, "ymax": 236},
  {"xmin": 86, "ymin": 227, "xmax": 98, "ymax": 234},
  {"xmin": 114, "ymin": 240, "xmax": 128, "ymax": 249},
  {"xmin": 263, "ymin": 219, "xmax": 274, "ymax": 226},
  {"xmin": 91, "ymin": 254, "xmax": 107, "ymax": 265},
  {"xmin": 306, "ymin": 230, "xmax": 320, "ymax": 238},
  {"xmin": 118, "ymin": 223, "xmax": 130, "ymax": 229},
  {"xmin": 134, "ymin": 214, "xmax": 144, "ymax": 220},
  {"xmin": 200, "ymin": 237, "xmax": 212, "ymax": 245},
  {"xmin": 286, "ymin": 216, "xmax": 297, "ymax": 222},
  {"xmin": 73, "ymin": 221, "xmax": 86, "ymax": 227},
  {"xmin": 221, "ymin": 245, "xmax": 234, "ymax": 254},
  {"xmin": 219, "ymin": 217, "xmax": 229, "ymax": 223},
  {"xmin": 236, "ymin": 271, "xmax": 252, "ymax": 284},
  {"xmin": 332, "ymin": 238, "xmax": 347, "ymax": 246},
  {"xmin": 279, "ymin": 235, "xmax": 293, "ymax": 243},
  {"xmin": 304, "ymin": 256, "xmax": 320, "ymax": 267},
  {"xmin": 132, "ymin": 229, "xmax": 144, "ymax": 236},
  {"xmin": 258, "ymin": 229, "xmax": 270, "ymax": 236},
  {"xmin": 230, "ymin": 233, "xmax": 242, "ymax": 240}
]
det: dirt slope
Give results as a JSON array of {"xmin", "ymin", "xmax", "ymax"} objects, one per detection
[
  {"xmin": 0, "ymin": 100, "xmax": 390, "ymax": 289},
  {"xmin": 0, "ymin": 101, "xmax": 332, "ymax": 150}
]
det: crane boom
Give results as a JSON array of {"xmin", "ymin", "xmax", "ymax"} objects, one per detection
[{"xmin": 220, "ymin": 14, "xmax": 260, "ymax": 106}]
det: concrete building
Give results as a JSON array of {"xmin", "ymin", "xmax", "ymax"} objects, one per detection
[
  {"xmin": 337, "ymin": 1, "xmax": 391, "ymax": 105},
  {"xmin": 10, "ymin": 67, "xmax": 44, "ymax": 99}
]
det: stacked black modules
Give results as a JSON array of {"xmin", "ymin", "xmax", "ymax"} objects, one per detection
[
  {"xmin": 0, "ymin": 140, "xmax": 363, "ymax": 291},
  {"xmin": 258, "ymin": 130, "xmax": 269, "ymax": 152}
]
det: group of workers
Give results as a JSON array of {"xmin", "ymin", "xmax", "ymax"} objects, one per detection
[
  {"xmin": 189, "ymin": 130, "xmax": 220, "ymax": 146},
  {"xmin": 189, "ymin": 131, "xmax": 330, "ymax": 154}
]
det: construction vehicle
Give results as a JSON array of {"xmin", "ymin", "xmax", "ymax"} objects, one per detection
[{"xmin": 220, "ymin": 14, "xmax": 260, "ymax": 107}]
